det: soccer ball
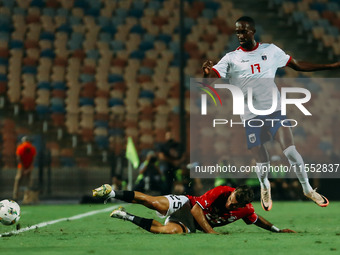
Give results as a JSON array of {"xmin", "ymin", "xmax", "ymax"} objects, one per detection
[{"xmin": 0, "ymin": 199, "xmax": 21, "ymax": 225}]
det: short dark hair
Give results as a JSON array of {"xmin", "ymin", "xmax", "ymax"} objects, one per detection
[
  {"xmin": 236, "ymin": 16, "xmax": 256, "ymax": 29},
  {"xmin": 234, "ymin": 185, "xmax": 254, "ymax": 205}
]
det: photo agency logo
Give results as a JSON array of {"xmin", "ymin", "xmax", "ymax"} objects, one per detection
[{"xmin": 197, "ymin": 81, "xmax": 312, "ymax": 128}]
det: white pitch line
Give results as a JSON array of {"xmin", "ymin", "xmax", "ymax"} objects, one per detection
[{"xmin": 0, "ymin": 204, "xmax": 121, "ymax": 237}]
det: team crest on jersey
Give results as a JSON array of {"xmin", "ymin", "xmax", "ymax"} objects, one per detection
[
  {"xmin": 248, "ymin": 134, "xmax": 256, "ymax": 143},
  {"xmin": 261, "ymin": 55, "xmax": 267, "ymax": 61}
]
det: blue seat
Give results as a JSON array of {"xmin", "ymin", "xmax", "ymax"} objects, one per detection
[
  {"xmin": 310, "ymin": 3, "xmax": 326, "ymax": 13},
  {"xmin": 108, "ymin": 98, "xmax": 124, "ymax": 107},
  {"xmin": 115, "ymin": 8, "xmax": 128, "ymax": 19},
  {"xmin": 108, "ymin": 74, "xmax": 124, "ymax": 83},
  {"xmin": 110, "ymin": 40, "xmax": 125, "ymax": 51},
  {"xmin": 30, "ymin": 0, "xmax": 45, "ymax": 8},
  {"xmin": 13, "ymin": 7, "xmax": 26, "ymax": 15},
  {"xmin": 143, "ymin": 34, "xmax": 155, "ymax": 43},
  {"xmin": 50, "ymin": 97, "xmax": 64, "ymax": 106},
  {"xmin": 41, "ymin": 49, "xmax": 55, "ymax": 58},
  {"xmin": 0, "ymin": 32, "xmax": 10, "ymax": 41},
  {"xmin": 139, "ymin": 90, "xmax": 154, "ymax": 100},
  {"xmin": 37, "ymin": 81, "xmax": 51, "ymax": 90},
  {"xmin": 94, "ymin": 120, "xmax": 109, "ymax": 128},
  {"xmin": 139, "ymin": 67, "xmax": 153, "ymax": 76},
  {"xmin": 79, "ymin": 97, "xmax": 95, "ymax": 106},
  {"xmin": 132, "ymin": 0, "xmax": 145, "ymax": 10},
  {"xmin": 148, "ymin": 1, "xmax": 161, "ymax": 10},
  {"xmin": 0, "ymin": 73, "xmax": 7, "ymax": 82},
  {"xmin": 205, "ymin": 1, "xmax": 220, "ymax": 10},
  {"xmin": 0, "ymin": 57, "xmax": 8, "ymax": 66},
  {"xmin": 74, "ymin": 0, "xmax": 88, "ymax": 9},
  {"xmin": 130, "ymin": 25, "xmax": 145, "ymax": 34},
  {"xmin": 36, "ymin": 105, "xmax": 50, "ymax": 119},
  {"xmin": 86, "ymin": 49, "xmax": 100, "ymax": 60},
  {"xmin": 319, "ymin": 141, "xmax": 332, "ymax": 152},
  {"xmin": 57, "ymin": 24, "xmax": 72, "ymax": 34},
  {"xmin": 22, "ymin": 66, "xmax": 38, "ymax": 74},
  {"xmin": 129, "ymin": 9, "xmax": 143, "ymax": 19},
  {"xmin": 130, "ymin": 50, "xmax": 145, "ymax": 59},
  {"xmin": 101, "ymin": 25, "xmax": 116, "ymax": 35},
  {"xmin": 111, "ymin": 17, "xmax": 124, "ymax": 27},
  {"xmin": 51, "ymin": 81, "xmax": 67, "ymax": 90},
  {"xmin": 1, "ymin": 0, "xmax": 15, "ymax": 8},
  {"xmin": 42, "ymin": 8, "xmax": 55, "ymax": 17},
  {"xmin": 157, "ymin": 34, "xmax": 172, "ymax": 44},
  {"xmin": 40, "ymin": 31, "xmax": 55, "ymax": 41},
  {"xmin": 97, "ymin": 16, "xmax": 110, "ymax": 28},
  {"xmin": 99, "ymin": 32, "xmax": 111, "ymax": 43},
  {"xmin": 292, "ymin": 11, "xmax": 305, "ymax": 23},
  {"xmin": 9, "ymin": 40, "xmax": 24, "ymax": 49},
  {"xmin": 79, "ymin": 74, "xmax": 95, "ymax": 83},
  {"xmin": 57, "ymin": 8, "xmax": 69, "ymax": 17},
  {"xmin": 85, "ymin": 8, "xmax": 100, "ymax": 17},
  {"xmin": 139, "ymin": 41, "xmax": 154, "ymax": 51},
  {"xmin": 109, "ymin": 128, "xmax": 124, "ymax": 136},
  {"xmin": 202, "ymin": 9, "xmax": 215, "ymax": 20},
  {"xmin": 68, "ymin": 16, "xmax": 82, "ymax": 26},
  {"xmin": 87, "ymin": 0, "xmax": 102, "ymax": 9},
  {"xmin": 95, "ymin": 135, "xmax": 109, "ymax": 150}
]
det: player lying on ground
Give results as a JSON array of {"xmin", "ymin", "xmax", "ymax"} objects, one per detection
[
  {"xmin": 93, "ymin": 184, "xmax": 295, "ymax": 234},
  {"xmin": 202, "ymin": 16, "xmax": 334, "ymax": 211}
]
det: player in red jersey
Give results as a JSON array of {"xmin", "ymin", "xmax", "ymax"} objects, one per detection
[
  {"xmin": 13, "ymin": 136, "xmax": 37, "ymax": 201},
  {"xmin": 93, "ymin": 184, "xmax": 295, "ymax": 234}
]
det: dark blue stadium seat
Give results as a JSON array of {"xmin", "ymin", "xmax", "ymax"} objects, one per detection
[
  {"xmin": 109, "ymin": 98, "xmax": 124, "ymax": 107},
  {"xmin": 41, "ymin": 49, "xmax": 55, "ymax": 58},
  {"xmin": 9, "ymin": 40, "xmax": 24, "ymax": 49},
  {"xmin": 108, "ymin": 74, "xmax": 124, "ymax": 83},
  {"xmin": 130, "ymin": 50, "xmax": 145, "ymax": 60},
  {"xmin": 140, "ymin": 90, "xmax": 155, "ymax": 100},
  {"xmin": 37, "ymin": 81, "xmax": 51, "ymax": 90},
  {"xmin": 79, "ymin": 97, "xmax": 95, "ymax": 106},
  {"xmin": 40, "ymin": 31, "xmax": 55, "ymax": 41},
  {"xmin": 51, "ymin": 81, "xmax": 67, "ymax": 90},
  {"xmin": 95, "ymin": 135, "xmax": 109, "ymax": 149},
  {"xmin": 22, "ymin": 66, "xmax": 38, "ymax": 75}
]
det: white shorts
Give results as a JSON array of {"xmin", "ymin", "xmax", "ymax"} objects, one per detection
[{"xmin": 156, "ymin": 195, "xmax": 189, "ymax": 218}]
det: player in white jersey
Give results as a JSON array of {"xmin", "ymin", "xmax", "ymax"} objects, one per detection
[{"xmin": 203, "ymin": 16, "xmax": 339, "ymax": 211}]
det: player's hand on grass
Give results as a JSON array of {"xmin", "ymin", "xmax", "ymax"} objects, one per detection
[
  {"xmin": 280, "ymin": 229, "xmax": 296, "ymax": 233},
  {"xmin": 202, "ymin": 60, "xmax": 213, "ymax": 76}
]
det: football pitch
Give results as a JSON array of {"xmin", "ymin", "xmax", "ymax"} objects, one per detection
[{"xmin": 1, "ymin": 201, "xmax": 339, "ymax": 255}]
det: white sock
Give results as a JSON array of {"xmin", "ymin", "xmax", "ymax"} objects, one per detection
[
  {"xmin": 109, "ymin": 190, "xmax": 116, "ymax": 198},
  {"xmin": 256, "ymin": 162, "xmax": 270, "ymax": 190},
  {"xmin": 283, "ymin": 145, "xmax": 313, "ymax": 194}
]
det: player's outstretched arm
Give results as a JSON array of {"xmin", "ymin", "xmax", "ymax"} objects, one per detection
[
  {"xmin": 254, "ymin": 215, "xmax": 296, "ymax": 233},
  {"xmin": 191, "ymin": 203, "xmax": 218, "ymax": 234},
  {"xmin": 202, "ymin": 60, "xmax": 220, "ymax": 78},
  {"xmin": 287, "ymin": 58, "xmax": 340, "ymax": 72}
]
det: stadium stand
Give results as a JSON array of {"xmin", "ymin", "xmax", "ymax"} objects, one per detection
[{"xmin": 0, "ymin": 0, "xmax": 339, "ymax": 174}]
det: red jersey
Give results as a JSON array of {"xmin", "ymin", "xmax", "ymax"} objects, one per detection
[
  {"xmin": 16, "ymin": 142, "xmax": 36, "ymax": 169},
  {"xmin": 186, "ymin": 186, "xmax": 258, "ymax": 229}
]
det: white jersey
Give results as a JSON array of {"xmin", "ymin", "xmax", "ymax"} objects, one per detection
[{"xmin": 212, "ymin": 43, "xmax": 291, "ymax": 120}]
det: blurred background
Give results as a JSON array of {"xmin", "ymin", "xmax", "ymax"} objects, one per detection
[{"xmin": 0, "ymin": 0, "xmax": 339, "ymax": 203}]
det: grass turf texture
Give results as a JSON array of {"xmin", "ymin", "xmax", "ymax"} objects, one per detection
[{"xmin": 1, "ymin": 202, "xmax": 339, "ymax": 255}]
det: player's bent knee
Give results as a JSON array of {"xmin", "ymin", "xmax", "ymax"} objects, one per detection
[{"xmin": 160, "ymin": 223, "xmax": 184, "ymax": 234}]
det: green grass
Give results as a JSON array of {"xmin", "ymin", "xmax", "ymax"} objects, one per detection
[{"xmin": 1, "ymin": 202, "xmax": 340, "ymax": 255}]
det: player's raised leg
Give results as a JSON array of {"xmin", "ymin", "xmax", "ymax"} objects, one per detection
[
  {"xmin": 251, "ymin": 145, "xmax": 272, "ymax": 211},
  {"xmin": 92, "ymin": 184, "xmax": 170, "ymax": 215},
  {"xmin": 275, "ymin": 127, "xmax": 329, "ymax": 207},
  {"xmin": 110, "ymin": 207, "xmax": 185, "ymax": 234}
]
